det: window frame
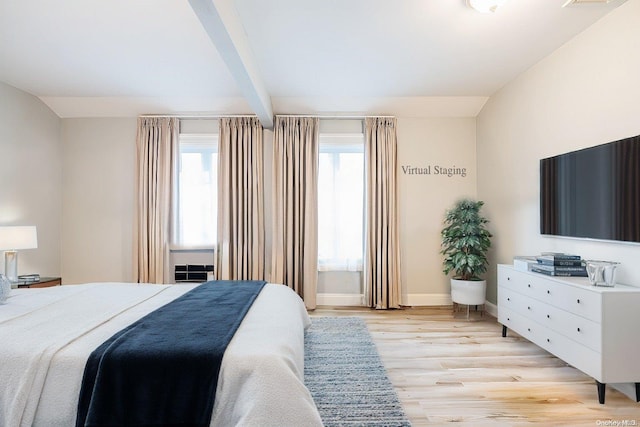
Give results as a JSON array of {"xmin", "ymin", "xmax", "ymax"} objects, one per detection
[
  {"xmin": 317, "ymin": 132, "xmax": 366, "ymax": 272},
  {"xmin": 173, "ymin": 133, "xmax": 219, "ymax": 250}
]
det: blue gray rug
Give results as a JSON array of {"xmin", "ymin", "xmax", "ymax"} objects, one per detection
[{"xmin": 304, "ymin": 317, "xmax": 411, "ymax": 426}]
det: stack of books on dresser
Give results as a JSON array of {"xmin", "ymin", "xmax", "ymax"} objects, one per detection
[{"xmin": 531, "ymin": 253, "xmax": 587, "ymax": 277}]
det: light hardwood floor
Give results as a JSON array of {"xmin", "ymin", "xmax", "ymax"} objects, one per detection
[{"xmin": 310, "ymin": 306, "xmax": 640, "ymax": 426}]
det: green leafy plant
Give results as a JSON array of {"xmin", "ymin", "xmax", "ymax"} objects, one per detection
[{"xmin": 441, "ymin": 199, "xmax": 492, "ymax": 281}]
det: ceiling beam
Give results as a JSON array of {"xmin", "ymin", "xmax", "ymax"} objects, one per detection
[{"xmin": 188, "ymin": 0, "xmax": 274, "ymax": 129}]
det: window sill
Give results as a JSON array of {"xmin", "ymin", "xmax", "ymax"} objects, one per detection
[{"xmin": 169, "ymin": 245, "xmax": 215, "ymax": 252}]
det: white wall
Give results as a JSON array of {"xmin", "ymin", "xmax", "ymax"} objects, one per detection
[
  {"xmin": 61, "ymin": 118, "xmax": 136, "ymax": 284},
  {"xmin": 477, "ymin": 0, "xmax": 640, "ymax": 304},
  {"xmin": 0, "ymin": 82, "xmax": 62, "ymax": 278}
]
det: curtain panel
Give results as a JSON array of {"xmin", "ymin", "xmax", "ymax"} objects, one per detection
[
  {"xmin": 271, "ymin": 116, "xmax": 319, "ymax": 309},
  {"xmin": 216, "ymin": 117, "xmax": 266, "ymax": 280},
  {"xmin": 364, "ymin": 117, "xmax": 402, "ymax": 309},
  {"xmin": 134, "ymin": 117, "xmax": 178, "ymax": 284}
]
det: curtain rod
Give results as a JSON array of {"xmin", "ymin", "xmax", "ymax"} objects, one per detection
[
  {"xmin": 139, "ymin": 114, "xmax": 256, "ymax": 119},
  {"xmin": 275, "ymin": 114, "xmax": 395, "ymax": 119},
  {"xmin": 139, "ymin": 114, "xmax": 395, "ymax": 120}
]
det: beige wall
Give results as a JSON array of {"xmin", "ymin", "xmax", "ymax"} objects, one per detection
[
  {"xmin": 313, "ymin": 118, "xmax": 477, "ymax": 305},
  {"xmin": 397, "ymin": 117, "xmax": 477, "ymax": 305},
  {"xmin": 0, "ymin": 83, "xmax": 478, "ymax": 303},
  {"xmin": 60, "ymin": 118, "xmax": 137, "ymax": 284},
  {"xmin": 56, "ymin": 116, "xmax": 476, "ymax": 304},
  {"xmin": 477, "ymin": 0, "xmax": 640, "ymax": 304},
  {"xmin": 0, "ymin": 82, "xmax": 62, "ymax": 278}
]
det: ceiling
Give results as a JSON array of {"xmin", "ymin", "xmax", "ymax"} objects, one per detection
[{"xmin": 0, "ymin": 0, "xmax": 629, "ymax": 126}]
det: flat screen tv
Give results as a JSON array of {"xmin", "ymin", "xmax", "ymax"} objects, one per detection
[{"xmin": 540, "ymin": 134, "xmax": 640, "ymax": 243}]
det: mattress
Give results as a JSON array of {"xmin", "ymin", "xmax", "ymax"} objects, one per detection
[{"xmin": 0, "ymin": 282, "xmax": 323, "ymax": 427}]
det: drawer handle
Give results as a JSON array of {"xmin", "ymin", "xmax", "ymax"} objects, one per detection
[
  {"xmin": 507, "ymin": 277, "xmax": 510, "ymax": 281},
  {"xmin": 507, "ymin": 297, "xmax": 510, "ymax": 301},
  {"xmin": 577, "ymin": 299, "xmax": 581, "ymax": 304},
  {"xmin": 577, "ymin": 327, "xmax": 581, "ymax": 332},
  {"xmin": 547, "ymin": 290, "xmax": 550, "ymax": 294},
  {"xmin": 546, "ymin": 314, "xmax": 550, "ymax": 319},
  {"xmin": 507, "ymin": 317, "xmax": 510, "ymax": 321},
  {"xmin": 528, "ymin": 284, "xmax": 531, "ymax": 288},
  {"xmin": 546, "ymin": 338, "xmax": 550, "ymax": 343},
  {"xmin": 527, "ymin": 306, "xmax": 531, "ymax": 310},
  {"xmin": 527, "ymin": 328, "xmax": 531, "ymax": 332}
]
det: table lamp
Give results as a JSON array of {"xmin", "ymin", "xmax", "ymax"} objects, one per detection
[{"xmin": 0, "ymin": 226, "xmax": 38, "ymax": 282}]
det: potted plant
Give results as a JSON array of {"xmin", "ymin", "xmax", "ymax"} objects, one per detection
[{"xmin": 440, "ymin": 199, "xmax": 492, "ymax": 307}]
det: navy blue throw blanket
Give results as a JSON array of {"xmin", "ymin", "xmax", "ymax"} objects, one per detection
[{"xmin": 76, "ymin": 280, "xmax": 267, "ymax": 427}]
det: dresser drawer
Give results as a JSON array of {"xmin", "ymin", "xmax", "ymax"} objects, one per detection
[
  {"xmin": 498, "ymin": 265, "xmax": 601, "ymax": 322},
  {"xmin": 498, "ymin": 304, "xmax": 540, "ymax": 342},
  {"xmin": 498, "ymin": 267, "xmax": 537, "ymax": 296},
  {"xmin": 499, "ymin": 267, "xmax": 559, "ymax": 304},
  {"xmin": 539, "ymin": 282, "xmax": 601, "ymax": 323},
  {"xmin": 499, "ymin": 286, "xmax": 602, "ymax": 351},
  {"xmin": 500, "ymin": 306, "xmax": 602, "ymax": 381},
  {"xmin": 498, "ymin": 286, "xmax": 538, "ymax": 320},
  {"xmin": 537, "ymin": 319, "xmax": 602, "ymax": 381},
  {"xmin": 538, "ymin": 299, "xmax": 601, "ymax": 352}
]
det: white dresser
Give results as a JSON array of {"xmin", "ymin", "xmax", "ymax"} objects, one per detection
[{"xmin": 498, "ymin": 264, "xmax": 640, "ymax": 404}]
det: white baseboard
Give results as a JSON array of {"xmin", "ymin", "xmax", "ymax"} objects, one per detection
[
  {"xmin": 484, "ymin": 301, "xmax": 497, "ymax": 318},
  {"xmin": 317, "ymin": 293, "xmax": 364, "ymax": 306},
  {"xmin": 316, "ymin": 292, "xmax": 498, "ymax": 317},
  {"xmin": 403, "ymin": 294, "xmax": 498, "ymax": 316},
  {"xmin": 401, "ymin": 293, "xmax": 452, "ymax": 306}
]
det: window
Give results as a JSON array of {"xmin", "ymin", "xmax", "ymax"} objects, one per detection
[
  {"xmin": 176, "ymin": 134, "xmax": 218, "ymax": 247},
  {"xmin": 317, "ymin": 133, "xmax": 365, "ymax": 271}
]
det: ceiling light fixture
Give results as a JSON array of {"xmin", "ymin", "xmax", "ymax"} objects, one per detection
[{"xmin": 467, "ymin": 0, "xmax": 508, "ymax": 13}]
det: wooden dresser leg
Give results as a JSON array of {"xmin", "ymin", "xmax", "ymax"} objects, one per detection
[
  {"xmin": 596, "ymin": 381, "xmax": 606, "ymax": 404},
  {"xmin": 502, "ymin": 325, "xmax": 507, "ymax": 338}
]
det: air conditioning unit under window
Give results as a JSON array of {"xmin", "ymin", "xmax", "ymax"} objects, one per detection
[{"xmin": 174, "ymin": 264, "xmax": 214, "ymax": 283}]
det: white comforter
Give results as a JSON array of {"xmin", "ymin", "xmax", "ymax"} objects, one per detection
[{"xmin": 0, "ymin": 283, "xmax": 322, "ymax": 427}]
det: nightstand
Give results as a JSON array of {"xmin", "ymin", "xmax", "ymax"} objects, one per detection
[{"xmin": 15, "ymin": 277, "xmax": 62, "ymax": 289}]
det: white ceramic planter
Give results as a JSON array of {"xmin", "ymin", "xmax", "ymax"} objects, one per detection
[{"xmin": 450, "ymin": 278, "xmax": 486, "ymax": 305}]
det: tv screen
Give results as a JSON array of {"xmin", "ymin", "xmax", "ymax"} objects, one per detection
[{"xmin": 540, "ymin": 134, "xmax": 640, "ymax": 243}]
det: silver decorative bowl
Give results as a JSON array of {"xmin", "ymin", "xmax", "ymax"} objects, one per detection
[{"xmin": 585, "ymin": 261, "xmax": 619, "ymax": 287}]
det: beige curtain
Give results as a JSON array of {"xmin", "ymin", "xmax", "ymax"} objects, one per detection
[
  {"xmin": 216, "ymin": 117, "xmax": 265, "ymax": 280},
  {"xmin": 364, "ymin": 117, "xmax": 402, "ymax": 309},
  {"xmin": 271, "ymin": 116, "xmax": 319, "ymax": 309},
  {"xmin": 134, "ymin": 117, "xmax": 178, "ymax": 284}
]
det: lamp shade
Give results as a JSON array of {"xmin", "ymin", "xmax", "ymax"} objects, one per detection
[{"xmin": 0, "ymin": 226, "xmax": 38, "ymax": 250}]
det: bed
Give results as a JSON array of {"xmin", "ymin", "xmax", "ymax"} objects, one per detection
[{"xmin": 0, "ymin": 282, "xmax": 323, "ymax": 427}]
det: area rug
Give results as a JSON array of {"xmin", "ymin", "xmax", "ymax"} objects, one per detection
[{"xmin": 304, "ymin": 317, "xmax": 411, "ymax": 426}]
